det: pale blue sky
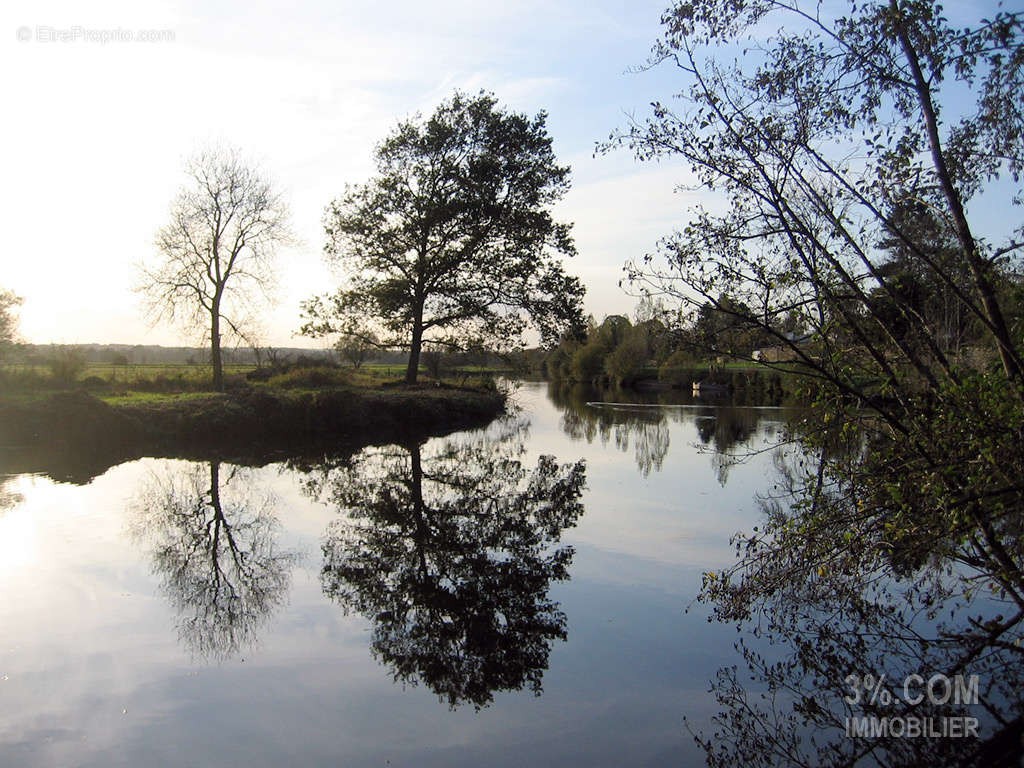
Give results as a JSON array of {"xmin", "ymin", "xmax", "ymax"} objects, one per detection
[
  {"xmin": 2, "ymin": 0, "xmax": 1010, "ymax": 348},
  {"xmin": 2, "ymin": 0, "xmax": 694, "ymax": 347}
]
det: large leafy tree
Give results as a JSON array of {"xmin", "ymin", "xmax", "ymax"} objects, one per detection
[
  {"xmin": 610, "ymin": 1, "xmax": 1024, "ymax": 761},
  {"xmin": 301, "ymin": 91, "xmax": 586, "ymax": 383}
]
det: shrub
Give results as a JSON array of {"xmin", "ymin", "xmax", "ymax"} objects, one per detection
[
  {"xmin": 605, "ymin": 334, "xmax": 648, "ymax": 385},
  {"xmin": 422, "ymin": 350, "xmax": 444, "ymax": 379},
  {"xmin": 49, "ymin": 347, "xmax": 87, "ymax": 386},
  {"xmin": 570, "ymin": 342, "xmax": 606, "ymax": 382},
  {"xmin": 267, "ymin": 366, "xmax": 348, "ymax": 389},
  {"xmin": 658, "ymin": 350, "xmax": 698, "ymax": 386},
  {"xmin": 81, "ymin": 376, "xmax": 109, "ymax": 390}
]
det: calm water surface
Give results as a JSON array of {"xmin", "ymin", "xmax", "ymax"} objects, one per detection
[{"xmin": 0, "ymin": 381, "xmax": 792, "ymax": 767}]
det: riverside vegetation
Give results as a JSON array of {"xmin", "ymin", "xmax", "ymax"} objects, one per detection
[{"xmin": 0, "ymin": 356, "xmax": 506, "ymax": 478}]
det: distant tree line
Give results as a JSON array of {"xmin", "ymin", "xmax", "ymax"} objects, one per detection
[
  {"xmin": 0, "ymin": 343, "xmax": 340, "ymax": 367},
  {"xmin": 541, "ymin": 227, "xmax": 1024, "ymax": 388}
]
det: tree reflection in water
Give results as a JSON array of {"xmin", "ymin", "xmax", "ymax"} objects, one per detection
[
  {"xmin": 550, "ymin": 381, "xmax": 765, "ymax": 480},
  {"xmin": 692, "ymin": 405, "xmax": 761, "ymax": 485},
  {"xmin": 315, "ymin": 417, "xmax": 586, "ymax": 709},
  {"xmin": 693, "ymin": 446, "xmax": 1024, "ymax": 767},
  {"xmin": 551, "ymin": 382, "xmax": 672, "ymax": 476},
  {"xmin": 131, "ymin": 461, "xmax": 298, "ymax": 661}
]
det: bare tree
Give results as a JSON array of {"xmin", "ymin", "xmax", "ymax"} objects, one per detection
[{"xmin": 139, "ymin": 146, "xmax": 292, "ymax": 391}]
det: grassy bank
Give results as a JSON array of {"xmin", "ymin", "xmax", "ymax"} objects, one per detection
[
  {"xmin": 0, "ymin": 360, "xmax": 517, "ymax": 393},
  {"xmin": 0, "ymin": 381, "xmax": 507, "ymax": 481}
]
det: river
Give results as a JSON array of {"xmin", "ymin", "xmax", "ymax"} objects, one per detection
[{"xmin": 0, "ymin": 380, "xmax": 794, "ymax": 767}]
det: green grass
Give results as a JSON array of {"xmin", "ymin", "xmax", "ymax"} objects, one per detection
[
  {"xmin": 0, "ymin": 359, "xmax": 504, "ymax": 406},
  {"xmin": 84, "ymin": 362, "xmax": 254, "ymax": 381},
  {"xmin": 2, "ymin": 362, "xmax": 254, "ymax": 384},
  {"xmin": 98, "ymin": 391, "xmax": 218, "ymax": 406}
]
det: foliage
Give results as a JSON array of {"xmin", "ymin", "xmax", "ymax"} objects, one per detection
[
  {"xmin": 556, "ymin": 315, "xmax": 632, "ymax": 382},
  {"xmin": 610, "ymin": 0, "xmax": 1024, "ymax": 761},
  {"xmin": 421, "ymin": 348, "xmax": 444, "ymax": 379},
  {"xmin": 603, "ymin": 328, "xmax": 648, "ymax": 384},
  {"xmin": 300, "ymin": 90, "xmax": 586, "ymax": 383},
  {"xmin": 569, "ymin": 340, "xmax": 606, "ymax": 382},
  {"xmin": 543, "ymin": 338, "xmax": 579, "ymax": 379},
  {"xmin": 334, "ymin": 331, "xmax": 376, "ymax": 369},
  {"xmin": 139, "ymin": 145, "xmax": 292, "ymax": 391},
  {"xmin": 48, "ymin": 345, "xmax": 87, "ymax": 386},
  {"xmin": 545, "ymin": 306, "xmax": 681, "ymax": 383},
  {"xmin": 0, "ymin": 289, "xmax": 22, "ymax": 362},
  {"xmin": 314, "ymin": 417, "xmax": 586, "ymax": 708}
]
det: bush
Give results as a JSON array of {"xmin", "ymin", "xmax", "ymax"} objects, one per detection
[
  {"xmin": 127, "ymin": 372, "xmax": 212, "ymax": 393},
  {"xmin": 658, "ymin": 350, "xmax": 698, "ymax": 386},
  {"xmin": 81, "ymin": 375, "xmax": 109, "ymax": 391},
  {"xmin": 422, "ymin": 350, "xmax": 444, "ymax": 379},
  {"xmin": 267, "ymin": 366, "xmax": 349, "ymax": 389},
  {"xmin": 544, "ymin": 342, "xmax": 578, "ymax": 380},
  {"xmin": 605, "ymin": 335, "xmax": 648, "ymax": 385},
  {"xmin": 49, "ymin": 347, "xmax": 87, "ymax": 386},
  {"xmin": 570, "ymin": 342, "xmax": 606, "ymax": 382}
]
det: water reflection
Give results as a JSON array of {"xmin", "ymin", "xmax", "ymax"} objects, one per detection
[
  {"xmin": 315, "ymin": 418, "xmax": 586, "ymax": 709},
  {"xmin": 549, "ymin": 381, "xmax": 773, "ymax": 480},
  {"xmin": 550, "ymin": 382, "xmax": 672, "ymax": 477},
  {"xmin": 694, "ymin": 446, "xmax": 1024, "ymax": 767},
  {"xmin": 130, "ymin": 460, "xmax": 298, "ymax": 661},
  {"xmin": 0, "ymin": 476, "xmax": 23, "ymax": 512},
  {"xmin": 692, "ymin": 405, "xmax": 763, "ymax": 485}
]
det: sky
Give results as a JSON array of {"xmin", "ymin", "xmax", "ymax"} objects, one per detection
[{"xmin": 1, "ymin": 0, "xmax": 697, "ymax": 348}]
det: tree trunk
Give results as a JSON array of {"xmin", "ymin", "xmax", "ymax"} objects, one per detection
[
  {"xmin": 893, "ymin": 10, "xmax": 1024, "ymax": 389},
  {"xmin": 211, "ymin": 305, "xmax": 224, "ymax": 392},
  {"xmin": 406, "ymin": 311, "xmax": 423, "ymax": 384},
  {"xmin": 408, "ymin": 442, "xmax": 429, "ymax": 577},
  {"xmin": 209, "ymin": 460, "xmax": 221, "ymax": 512}
]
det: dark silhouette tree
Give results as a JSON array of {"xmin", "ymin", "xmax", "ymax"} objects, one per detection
[
  {"xmin": 300, "ymin": 91, "xmax": 586, "ymax": 383},
  {"xmin": 130, "ymin": 460, "xmax": 297, "ymax": 660},
  {"xmin": 610, "ymin": 1, "xmax": 1024, "ymax": 389},
  {"xmin": 139, "ymin": 146, "xmax": 293, "ymax": 391},
  {"xmin": 608, "ymin": 4, "xmax": 1024, "ymax": 758},
  {"xmin": 316, "ymin": 419, "xmax": 586, "ymax": 708}
]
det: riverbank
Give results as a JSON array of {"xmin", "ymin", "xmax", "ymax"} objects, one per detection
[
  {"xmin": 0, "ymin": 384, "xmax": 506, "ymax": 482},
  {"xmin": 546, "ymin": 363, "xmax": 801, "ymax": 404}
]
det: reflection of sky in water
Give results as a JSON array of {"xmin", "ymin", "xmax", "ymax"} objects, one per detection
[{"xmin": 0, "ymin": 382, "xmax": 791, "ymax": 767}]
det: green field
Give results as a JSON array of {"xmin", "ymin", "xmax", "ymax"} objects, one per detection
[{"xmin": 1, "ymin": 362, "xmax": 253, "ymax": 380}]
